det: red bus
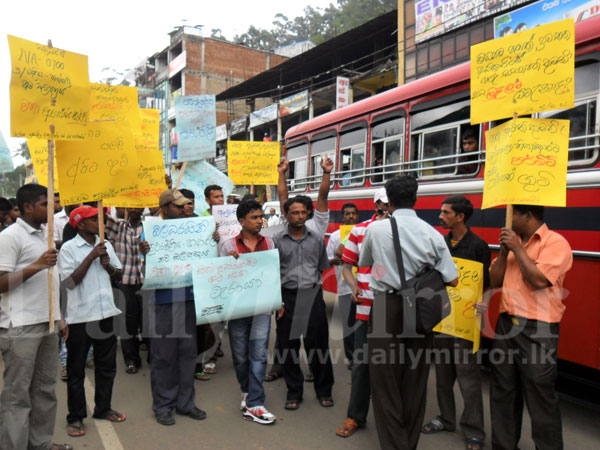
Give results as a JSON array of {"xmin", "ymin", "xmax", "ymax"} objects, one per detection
[{"xmin": 282, "ymin": 16, "xmax": 600, "ymax": 387}]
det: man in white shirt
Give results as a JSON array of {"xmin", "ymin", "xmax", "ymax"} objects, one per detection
[
  {"xmin": 266, "ymin": 208, "xmax": 281, "ymax": 227},
  {"xmin": 326, "ymin": 202, "xmax": 358, "ymax": 367},
  {"xmin": 0, "ymin": 184, "xmax": 70, "ymax": 450},
  {"xmin": 59, "ymin": 205, "xmax": 126, "ymax": 437}
]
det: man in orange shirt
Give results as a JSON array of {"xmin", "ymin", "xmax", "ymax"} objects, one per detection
[{"xmin": 489, "ymin": 204, "xmax": 572, "ymax": 450}]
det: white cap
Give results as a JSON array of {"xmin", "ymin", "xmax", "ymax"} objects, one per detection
[{"xmin": 374, "ymin": 188, "xmax": 388, "ymax": 204}]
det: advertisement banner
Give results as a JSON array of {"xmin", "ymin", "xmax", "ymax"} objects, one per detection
[
  {"xmin": 279, "ymin": 90, "xmax": 309, "ymax": 117},
  {"xmin": 494, "ymin": 0, "xmax": 600, "ymax": 38},
  {"xmin": 415, "ymin": 0, "xmax": 528, "ymax": 44},
  {"xmin": 336, "ymin": 77, "xmax": 350, "ymax": 109},
  {"xmin": 216, "ymin": 124, "xmax": 228, "ymax": 141},
  {"xmin": 249, "ymin": 104, "xmax": 278, "ymax": 129},
  {"xmin": 230, "ymin": 116, "xmax": 247, "ymax": 136}
]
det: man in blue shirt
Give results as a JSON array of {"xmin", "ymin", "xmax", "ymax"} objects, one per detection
[{"xmin": 141, "ymin": 189, "xmax": 207, "ymax": 426}]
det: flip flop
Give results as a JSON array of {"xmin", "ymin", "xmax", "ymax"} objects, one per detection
[
  {"xmin": 265, "ymin": 371, "xmax": 281, "ymax": 382},
  {"xmin": 284, "ymin": 399, "xmax": 303, "ymax": 410},
  {"xmin": 94, "ymin": 409, "xmax": 126, "ymax": 422},
  {"xmin": 422, "ymin": 417, "xmax": 446, "ymax": 434},
  {"xmin": 318, "ymin": 397, "xmax": 334, "ymax": 407},
  {"xmin": 66, "ymin": 421, "xmax": 86, "ymax": 437}
]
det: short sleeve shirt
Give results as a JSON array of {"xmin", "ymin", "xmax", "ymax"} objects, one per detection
[
  {"xmin": 0, "ymin": 218, "xmax": 60, "ymax": 328},
  {"xmin": 59, "ymin": 234, "xmax": 122, "ymax": 324},
  {"xmin": 359, "ymin": 209, "xmax": 458, "ymax": 291},
  {"xmin": 326, "ymin": 229, "xmax": 352, "ymax": 296},
  {"xmin": 494, "ymin": 224, "xmax": 572, "ymax": 323}
]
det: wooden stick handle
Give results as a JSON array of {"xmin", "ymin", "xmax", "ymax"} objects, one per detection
[
  {"xmin": 174, "ymin": 162, "xmax": 187, "ymax": 189},
  {"xmin": 47, "ymin": 139, "xmax": 55, "ymax": 333},
  {"xmin": 505, "ymin": 204, "xmax": 513, "ymax": 229},
  {"xmin": 98, "ymin": 200, "xmax": 105, "ymax": 243}
]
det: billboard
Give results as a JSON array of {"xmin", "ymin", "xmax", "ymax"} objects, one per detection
[
  {"xmin": 415, "ymin": 0, "xmax": 528, "ymax": 43},
  {"xmin": 494, "ymin": 0, "xmax": 600, "ymax": 38}
]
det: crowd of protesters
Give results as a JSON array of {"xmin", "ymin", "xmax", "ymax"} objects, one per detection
[{"xmin": 0, "ymin": 156, "xmax": 572, "ymax": 450}]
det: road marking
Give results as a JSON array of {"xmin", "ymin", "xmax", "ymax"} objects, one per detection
[{"xmin": 84, "ymin": 375, "xmax": 125, "ymax": 450}]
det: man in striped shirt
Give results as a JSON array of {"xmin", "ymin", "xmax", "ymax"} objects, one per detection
[{"xmin": 336, "ymin": 188, "xmax": 389, "ymax": 438}]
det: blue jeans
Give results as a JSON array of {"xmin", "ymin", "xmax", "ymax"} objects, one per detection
[{"xmin": 228, "ymin": 314, "xmax": 271, "ymax": 408}]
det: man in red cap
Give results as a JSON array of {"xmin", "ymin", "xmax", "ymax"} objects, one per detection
[{"xmin": 59, "ymin": 205, "xmax": 126, "ymax": 438}]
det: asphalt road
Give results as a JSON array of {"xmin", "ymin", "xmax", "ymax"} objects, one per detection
[{"xmin": 1, "ymin": 293, "xmax": 599, "ymax": 449}]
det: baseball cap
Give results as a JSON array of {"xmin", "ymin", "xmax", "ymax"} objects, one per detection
[
  {"xmin": 159, "ymin": 189, "xmax": 192, "ymax": 207},
  {"xmin": 69, "ymin": 205, "xmax": 98, "ymax": 228},
  {"xmin": 374, "ymin": 188, "xmax": 388, "ymax": 204}
]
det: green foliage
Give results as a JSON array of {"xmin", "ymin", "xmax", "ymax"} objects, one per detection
[
  {"xmin": 233, "ymin": 0, "xmax": 396, "ymax": 50},
  {"xmin": 0, "ymin": 164, "xmax": 26, "ymax": 198}
]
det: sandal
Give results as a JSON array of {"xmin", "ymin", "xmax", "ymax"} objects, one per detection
[
  {"xmin": 195, "ymin": 370, "xmax": 211, "ymax": 381},
  {"xmin": 336, "ymin": 418, "xmax": 359, "ymax": 438},
  {"xmin": 422, "ymin": 417, "xmax": 446, "ymax": 434},
  {"xmin": 318, "ymin": 397, "xmax": 334, "ymax": 407},
  {"xmin": 94, "ymin": 409, "xmax": 126, "ymax": 422},
  {"xmin": 264, "ymin": 371, "xmax": 281, "ymax": 382},
  {"xmin": 67, "ymin": 421, "xmax": 86, "ymax": 437},
  {"xmin": 284, "ymin": 399, "xmax": 303, "ymax": 410},
  {"xmin": 126, "ymin": 364, "xmax": 138, "ymax": 374},
  {"xmin": 305, "ymin": 371, "xmax": 315, "ymax": 382},
  {"xmin": 466, "ymin": 437, "xmax": 483, "ymax": 450},
  {"xmin": 204, "ymin": 361, "xmax": 217, "ymax": 374}
]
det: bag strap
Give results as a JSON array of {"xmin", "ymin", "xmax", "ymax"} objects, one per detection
[{"xmin": 390, "ymin": 216, "xmax": 408, "ymax": 289}]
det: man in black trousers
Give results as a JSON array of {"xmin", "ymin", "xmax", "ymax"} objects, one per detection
[{"xmin": 422, "ymin": 195, "xmax": 490, "ymax": 450}]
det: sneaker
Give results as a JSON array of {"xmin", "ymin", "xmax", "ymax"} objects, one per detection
[
  {"xmin": 242, "ymin": 406, "xmax": 276, "ymax": 425},
  {"xmin": 240, "ymin": 393, "xmax": 248, "ymax": 411}
]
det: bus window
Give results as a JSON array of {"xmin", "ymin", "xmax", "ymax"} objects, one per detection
[
  {"xmin": 287, "ymin": 141, "xmax": 308, "ymax": 191},
  {"xmin": 539, "ymin": 99, "xmax": 598, "ymax": 167},
  {"xmin": 410, "ymin": 99, "xmax": 470, "ymax": 178},
  {"xmin": 310, "ymin": 134, "xmax": 336, "ymax": 189},
  {"xmin": 339, "ymin": 127, "xmax": 366, "ymax": 187},
  {"xmin": 370, "ymin": 116, "xmax": 405, "ymax": 183},
  {"xmin": 457, "ymin": 125, "xmax": 481, "ymax": 176}
]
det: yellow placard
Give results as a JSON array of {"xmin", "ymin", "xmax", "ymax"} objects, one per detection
[
  {"xmin": 339, "ymin": 224, "xmax": 354, "ymax": 242},
  {"xmin": 135, "ymin": 109, "xmax": 160, "ymax": 151},
  {"xmin": 470, "ymin": 19, "xmax": 575, "ymax": 124},
  {"xmin": 104, "ymin": 150, "xmax": 167, "ymax": 208},
  {"xmin": 28, "ymin": 137, "xmax": 59, "ymax": 192},
  {"xmin": 8, "ymin": 35, "xmax": 90, "ymax": 140},
  {"xmin": 482, "ymin": 118, "xmax": 570, "ymax": 209},
  {"xmin": 227, "ymin": 141, "xmax": 280, "ymax": 185},
  {"xmin": 89, "ymin": 84, "xmax": 141, "ymax": 128},
  {"xmin": 55, "ymin": 121, "xmax": 139, "ymax": 205},
  {"xmin": 339, "ymin": 225, "xmax": 358, "ymax": 280},
  {"xmin": 434, "ymin": 257, "xmax": 483, "ymax": 353}
]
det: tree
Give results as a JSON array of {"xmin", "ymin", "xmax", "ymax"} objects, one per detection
[
  {"xmin": 0, "ymin": 164, "xmax": 26, "ymax": 198},
  {"xmin": 13, "ymin": 141, "xmax": 30, "ymax": 161},
  {"xmin": 233, "ymin": 0, "xmax": 395, "ymax": 50}
]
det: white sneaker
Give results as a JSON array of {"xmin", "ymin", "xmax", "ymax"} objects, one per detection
[
  {"xmin": 242, "ymin": 405, "xmax": 276, "ymax": 425},
  {"xmin": 240, "ymin": 393, "xmax": 248, "ymax": 411}
]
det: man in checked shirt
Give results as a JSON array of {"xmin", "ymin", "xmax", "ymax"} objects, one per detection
[{"xmin": 106, "ymin": 208, "xmax": 146, "ymax": 374}]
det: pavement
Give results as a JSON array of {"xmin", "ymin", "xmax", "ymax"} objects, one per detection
[{"xmin": 1, "ymin": 292, "xmax": 599, "ymax": 449}]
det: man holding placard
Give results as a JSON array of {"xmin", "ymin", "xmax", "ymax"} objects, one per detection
[
  {"xmin": 218, "ymin": 199, "xmax": 280, "ymax": 425},
  {"xmin": 0, "ymin": 184, "xmax": 69, "ymax": 450},
  {"xmin": 141, "ymin": 189, "xmax": 207, "ymax": 426},
  {"xmin": 422, "ymin": 196, "xmax": 490, "ymax": 450},
  {"xmin": 489, "ymin": 205, "xmax": 572, "ymax": 450}
]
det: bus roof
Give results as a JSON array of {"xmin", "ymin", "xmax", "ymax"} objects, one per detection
[{"xmin": 285, "ymin": 16, "xmax": 600, "ymax": 141}]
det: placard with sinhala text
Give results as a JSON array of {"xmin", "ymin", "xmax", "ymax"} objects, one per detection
[
  {"xmin": 433, "ymin": 257, "xmax": 483, "ymax": 353},
  {"xmin": 174, "ymin": 95, "xmax": 216, "ymax": 162},
  {"xmin": 227, "ymin": 141, "xmax": 280, "ymax": 185},
  {"xmin": 8, "ymin": 35, "xmax": 90, "ymax": 140},
  {"xmin": 482, "ymin": 118, "xmax": 570, "ymax": 209},
  {"xmin": 470, "ymin": 19, "xmax": 575, "ymax": 124},
  {"xmin": 28, "ymin": 137, "xmax": 59, "ymax": 191},
  {"xmin": 55, "ymin": 121, "xmax": 139, "ymax": 205},
  {"xmin": 104, "ymin": 150, "xmax": 167, "ymax": 208}
]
